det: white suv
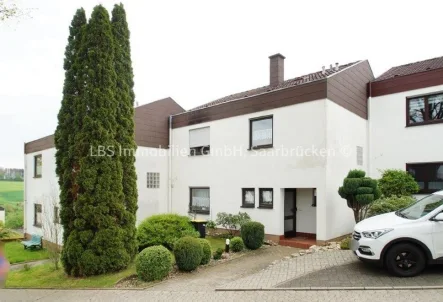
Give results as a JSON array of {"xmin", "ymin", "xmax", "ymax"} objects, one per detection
[{"xmin": 351, "ymin": 190, "xmax": 443, "ymax": 277}]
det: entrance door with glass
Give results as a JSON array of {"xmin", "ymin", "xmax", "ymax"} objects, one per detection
[{"xmin": 284, "ymin": 189, "xmax": 297, "ymax": 237}]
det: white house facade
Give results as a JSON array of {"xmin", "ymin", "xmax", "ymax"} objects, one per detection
[{"xmin": 23, "ymin": 54, "xmax": 443, "ymax": 247}]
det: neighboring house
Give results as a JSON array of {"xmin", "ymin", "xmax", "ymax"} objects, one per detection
[
  {"xmin": 25, "ymin": 53, "xmax": 441, "ymax": 247},
  {"xmin": 369, "ymin": 56, "xmax": 443, "ymax": 198}
]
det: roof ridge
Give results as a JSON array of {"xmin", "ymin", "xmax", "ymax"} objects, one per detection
[{"xmin": 189, "ymin": 60, "xmax": 359, "ymax": 111}]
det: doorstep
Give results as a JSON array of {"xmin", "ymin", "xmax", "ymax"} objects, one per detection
[{"xmin": 279, "ymin": 237, "xmax": 317, "ymax": 249}]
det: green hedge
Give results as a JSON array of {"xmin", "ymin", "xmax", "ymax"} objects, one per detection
[
  {"xmin": 199, "ymin": 239, "xmax": 212, "ymax": 265},
  {"xmin": 136, "ymin": 214, "xmax": 199, "ymax": 250},
  {"xmin": 174, "ymin": 237, "xmax": 203, "ymax": 271},
  {"xmin": 230, "ymin": 237, "xmax": 244, "ymax": 252},
  {"xmin": 213, "ymin": 248, "xmax": 223, "ymax": 260},
  {"xmin": 241, "ymin": 221, "xmax": 264, "ymax": 250},
  {"xmin": 136, "ymin": 246, "xmax": 172, "ymax": 281},
  {"xmin": 369, "ymin": 196, "xmax": 415, "ymax": 217}
]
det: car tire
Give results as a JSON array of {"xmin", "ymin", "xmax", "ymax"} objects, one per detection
[{"xmin": 385, "ymin": 243, "xmax": 426, "ymax": 277}]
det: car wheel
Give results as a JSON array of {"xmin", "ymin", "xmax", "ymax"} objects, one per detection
[{"xmin": 385, "ymin": 243, "xmax": 426, "ymax": 277}]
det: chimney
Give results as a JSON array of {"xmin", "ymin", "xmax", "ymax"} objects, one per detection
[
  {"xmin": 330, "ymin": 64, "xmax": 333, "ymax": 71},
  {"xmin": 269, "ymin": 53, "xmax": 285, "ymax": 86},
  {"xmin": 335, "ymin": 62, "xmax": 339, "ymax": 71},
  {"xmin": 322, "ymin": 66, "xmax": 326, "ymax": 75}
]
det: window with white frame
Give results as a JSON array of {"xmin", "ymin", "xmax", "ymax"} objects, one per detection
[
  {"xmin": 189, "ymin": 127, "xmax": 210, "ymax": 156},
  {"xmin": 34, "ymin": 204, "xmax": 42, "ymax": 227},
  {"xmin": 147, "ymin": 172, "xmax": 160, "ymax": 188},
  {"xmin": 34, "ymin": 155, "xmax": 42, "ymax": 178},
  {"xmin": 190, "ymin": 187, "xmax": 210, "ymax": 214},
  {"xmin": 250, "ymin": 116, "xmax": 273, "ymax": 149}
]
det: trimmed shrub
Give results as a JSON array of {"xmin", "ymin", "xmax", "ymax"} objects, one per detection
[
  {"xmin": 378, "ymin": 169, "xmax": 420, "ymax": 197},
  {"xmin": 136, "ymin": 246, "xmax": 172, "ymax": 281},
  {"xmin": 199, "ymin": 239, "xmax": 212, "ymax": 265},
  {"xmin": 137, "ymin": 214, "xmax": 199, "ymax": 250},
  {"xmin": 340, "ymin": 237, "xmax": 351, "ymax": 250},
  {"xmin": 174, "ymin": 237, "xmax": 203, "ymax": 271},
  {"xmin": 369, "ymin": 196, "xmax": 415, "ymax": 217},
  {"xmin": 241, "ymin": 221, "xmax": 265, "ymax": 250},
  {"xmin": 230, "ymin": 237, "xmax": 244, "ymax": 252},
  {"xmin": 215, "ymin": 212, "xmax": 251, "ymax": 237},
  {"xmin": 213, "ymin": 248, "xmax": 223, "ymax": 260}
]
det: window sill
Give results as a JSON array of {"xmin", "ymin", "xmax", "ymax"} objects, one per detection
[
  {"xmin": 33, "ymin": 176, "xmax": 42, "ymax": 179},
  {"xmin": 257, "ymin": 206, "xmax": 273, "ymax": 209},
  {"xmin": 188, "ymin": 211, "xmax": 210, "ymax": 215},
  {"xmin": 33, "ymin": 224, "xmax": 42, "ymax": 228},
  {"xmin": 240, "ymin": 205, "xmax": 255, "ymax": 208},
  {"xmin": 406, "ymin": 119, "xmax": 443, "ymax": 127},
  {"xmin": 247, "ymin": 145, "xmax": 273, "ymax": 151}
]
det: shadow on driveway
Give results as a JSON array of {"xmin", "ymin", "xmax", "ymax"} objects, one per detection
[{"xmin": 276, "ymin": 261, "xmax": 443, "ymax": 288}]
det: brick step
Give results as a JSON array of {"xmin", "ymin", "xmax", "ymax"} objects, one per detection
[{"xmin": 279, "ymin": 239, "xmax": 316, "ymax": 249}]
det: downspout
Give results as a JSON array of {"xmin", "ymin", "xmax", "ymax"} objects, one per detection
[
  {"xmin": 367, "ymin": 82, "xmax": 372, "ymax": 178},
  {"xmin": 23, "ymin": 145, "xmax": 27, "ymax": 236},
  {"xmin": 168, "ymin": 115, "xmax": 172, "ymax": 213}
]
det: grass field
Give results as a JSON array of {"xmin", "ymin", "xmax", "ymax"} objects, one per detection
[
  {"xmin": 4, "ymin": 241, "xmax": 49, "ymax": 264},
  {"xmin": 0, "ymin": 181, "xmax": 23, "ymax": 204},
  {"xmin": 0, "ymin": 181, "xmax": 24, "ymax": 228}
]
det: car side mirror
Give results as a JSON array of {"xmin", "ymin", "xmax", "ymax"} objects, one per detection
[{"xmin": 431, "ymin": 213, "xmax": 443, "ymax": 222}]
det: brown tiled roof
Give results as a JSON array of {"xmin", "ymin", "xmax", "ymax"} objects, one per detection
[
  {"xmin": 190, "ymin": 61, "xmax": 360, "ymax": 111},
  {"xmin": 374, "ymin": 56, "xmax": 443, "ymax": 82}
]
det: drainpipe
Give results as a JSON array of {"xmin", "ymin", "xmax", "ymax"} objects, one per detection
[
  {"xmin": 23, "ymin": 146, "xmax": 27, "ymax": 235},
  {"xmin": 168, "ymin": 115, "xmax": 172, "ymax": 213},
  {"xmin": 368, "ymin": 82, "xmax": 372, "ymax": 178}
]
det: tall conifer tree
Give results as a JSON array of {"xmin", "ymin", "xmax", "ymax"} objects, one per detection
[
  {"xmin": 63, "ymin": 5, "xmax": 130, "ymax": 276},
  {"xmin": 111, "ymin": 3, "xmax": 138, "ymax": 259},
  {"xmin": 54, "ymin": 8, "xmax": 86, "ymax": 274}
]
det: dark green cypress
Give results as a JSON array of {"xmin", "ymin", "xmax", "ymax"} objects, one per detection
[
  {"xmin": 111, "ymin": 3, "xmax": 138, "ymax": 260},
  {"xmin": 63, "ymin": 5, "xmax": 130, "ymax": 276},
  {"xmin": 54, "ymin": 8, "xmax": 86, "ymax": 275}
]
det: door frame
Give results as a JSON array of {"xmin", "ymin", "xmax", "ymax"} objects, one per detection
[{"xmin": 284, "ymin": 188, "xmax": 297, "ymax": 237}]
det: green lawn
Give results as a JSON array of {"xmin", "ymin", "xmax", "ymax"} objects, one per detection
[
  {"xmin": 4, "ymin": 241, "xmax": 49, "ymax": 264},
  {"xmin": 6, "ymin": 263, "xmax": 136, "ymax": 289},
  {"xmin": 6, "ymin": 236, "xmax": 227, "ymax": 289},
  {"xmin": 0, "ymin": 181, "xmax": 24, "ymax": 204}
]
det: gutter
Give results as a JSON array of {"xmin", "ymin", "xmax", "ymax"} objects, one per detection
[{"xmin": 168, "ymin": 115, "xmax": 172, "ymax": 213}]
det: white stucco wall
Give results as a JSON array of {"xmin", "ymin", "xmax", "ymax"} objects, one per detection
[
  {"xmin": 24, "ymin": 148, "xmax": 59, "ymax": 239},
  {"xmin": 134, "ymin": 146, "xmax": 169, "ymax": 225},
  {"xmin": 295, "ymin": 188, "xmax": 316, "ymax": 234},
  {"xmin": 0, "ymin": 209, "xmax": 5, "ymax": 224},
  {"xmin": 369, "ymin": 85, "xmax": 443, "ymax": 178},
  {"xmin": 171, "ymin": 99, "xmax": 328, "ymax": 238},
  {"xmin": 24, "ymin": 146, "xmax": 169, "ymax": 242},
  {"xmin": 325, "ymin": 100, "xmax": 369, "ymax": 240}
]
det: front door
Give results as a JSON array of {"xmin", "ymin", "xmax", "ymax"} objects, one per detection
[{"xmin": 284, "ymin": 189, "xmax": 297, "ymax": 237}]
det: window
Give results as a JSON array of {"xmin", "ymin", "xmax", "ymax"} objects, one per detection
[
  {"xmin": 356, "ymin": 146, "xmax": 363, "ymax": 166},
  {"xmin": 34, "ymin": 155, "xmax": 42, "ymax": 178},
  {"xmin": 54, "ymin": 206, "xmax": 60, "ymax": 224},
  {"xmin": 259, "ymin": 188, "xmax": 273, "ymax": 208},
  {"xmin": 250, "ymin": 116, "xmax": 273, "ymax": 149},
  {"xmin": 147, "ymin": 172, "xmax": 160, "ymax": 188},
  {"xmin": 189, "ymin": 127, "xmax": 210, "ymax": 156},
  {"xmin": 34, "ymin": 204, "xmax": 42, "ymax": 227},
  {"xmin": 190, "ymin": 187, "xmax": 210, "ymax": 214},
  {"xmin": 407, "ymin": 93, "xmax": 443, "ymax": 126},
  {"xmin": 242, "ymin": 188, "xmax": 255, "ymax": 208},
  {"xmin": 407, "ymin": 162, "xmax": 443, "ymax": 194}
]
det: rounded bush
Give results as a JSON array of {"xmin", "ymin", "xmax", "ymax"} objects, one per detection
[
  {"xmin": 136, "ymin": 246, "xmax": 172, "ymax": 281},
  {"xmin": 136, "ymin": 214, "xmax": 199, "ymax": 251},
  {"xmin": 174, "ymin": 237, "xmax": 203, "ymax": 271},
  {"xmin": 230, "ymin": 237, "xmax": 244, "ymax": 252},
  {"xmin": 213, "ymin": 248, "xmax": 223, "ymax": 260},
  {"xmin": 199, "ymin": 239, "xmax": 212, "ymax": 265},
  {"xmin": 241, "ymin": 221, "xmax": 264, "ymax": 250}
]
